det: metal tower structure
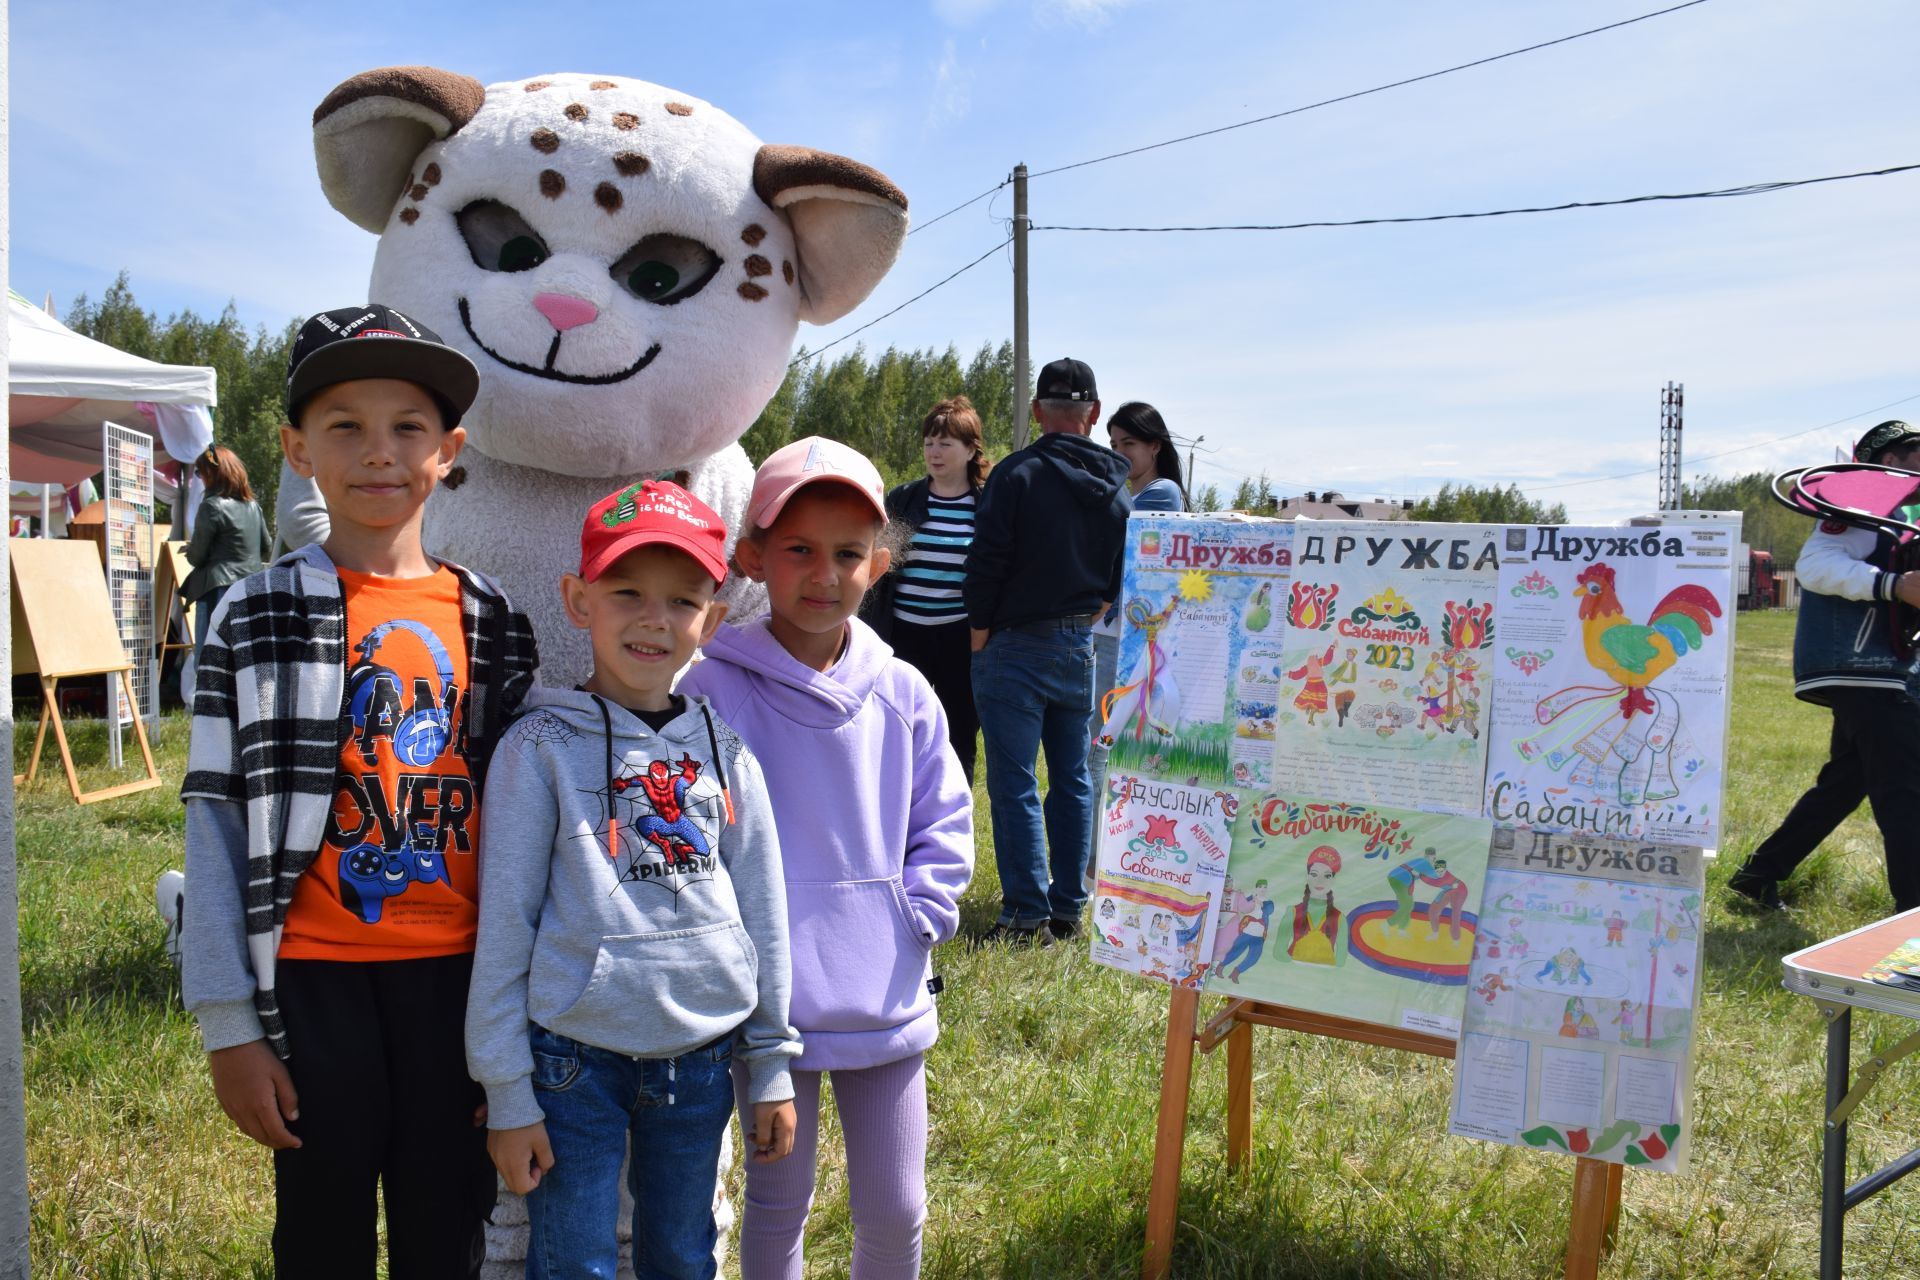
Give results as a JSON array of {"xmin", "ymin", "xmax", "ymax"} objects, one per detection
[{"xmin": 1658, "ymin": 382, "xmax": 1684, "ymax": 511}]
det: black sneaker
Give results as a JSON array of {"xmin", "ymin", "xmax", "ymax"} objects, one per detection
[
  {"xmin": 1047, "ymin": 917, "xmax": 1081, "ymax": 942},
  {"xmin": 979, "ymin": 921, "xmax": 1050, "ymax": 948},
  {"xmin": 1727, "ymin": 870, "xmax": 1787, "ymax": 913}
]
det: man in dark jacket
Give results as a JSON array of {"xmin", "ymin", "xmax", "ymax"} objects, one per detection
[
  {"xmin": 1729, "ymin": 420, "xmax": 1920, "ymax": 912},
  {"xmin": 965, "ymin": 358, "xmax": 1132, "ymax": 943}
]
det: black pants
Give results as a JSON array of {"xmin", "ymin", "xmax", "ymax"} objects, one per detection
[
  {"xmin": 272, "ymin": 953, "xmax": 493, "ymax": 1279},
  {"xmin": 891, "ymin": 618, "xmax": 979, "ymax": 784},
  {"xmin": 1739, "ymin": 687, "xmax": 1920, "ymax": 912}
]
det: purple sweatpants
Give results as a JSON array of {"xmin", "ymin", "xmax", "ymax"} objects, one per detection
[{"xmin": 734, "ymin": 1053, "xmax": 927, "ymax": 1280}]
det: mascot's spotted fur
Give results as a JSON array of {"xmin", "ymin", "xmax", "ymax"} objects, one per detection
[{"xmin": 303, "ymin": 66, "xmax": 908, "ymax": 683}]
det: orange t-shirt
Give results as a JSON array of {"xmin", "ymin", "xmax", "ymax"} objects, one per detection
[{"xmin": 280, "ymin": 567, "xmax": 481, "ymax": 960}]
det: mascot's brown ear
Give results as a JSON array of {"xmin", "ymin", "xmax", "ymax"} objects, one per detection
[
  {"xmin": 753, "ymin": 146, "xmax": 909, "ymax": 326},
  {"xmin": 314, "ymin": 67, "xmax": 488, "ymax": 233}
]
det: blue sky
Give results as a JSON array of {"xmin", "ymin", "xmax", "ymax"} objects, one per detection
[{"xmin": 12, "ymin": 0, "xmax": 1918, "ymax": 521}]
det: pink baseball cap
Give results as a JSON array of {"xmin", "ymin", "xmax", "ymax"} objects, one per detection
[
  {"xmin": 748, "ymin": 436, "xmax": 887, "ymax": 529},
  {"xmin": 579, "ymin": 479, "xmax": 729, "ymax": 584}
]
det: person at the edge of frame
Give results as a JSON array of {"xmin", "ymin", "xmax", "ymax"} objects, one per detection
[
  {"xmin": 963, "ymin": 356, "xmax": 1132, "ymax": 946},
  {"xmin": 1729, "ymin": 420, "xmax": 1920, "ymax": 913}
]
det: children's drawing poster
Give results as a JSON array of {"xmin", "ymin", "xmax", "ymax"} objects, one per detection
[
  {"xmin": 1486, "ymin": 521, "xmax": 1737, "ymax": 846},
  {"xmin": 1448, "ymin": 829, "xmax": 1704, "ymax": 1172},
  {"xmin": 1268, "ymin": 520, "xmax": 1500, "ymax": 817},
  {"xmin": 1203, "ymin": 794, "xmax": 1494, "ymax": 1037},
  {"xmin": 1088, "ymin": 777, "xmax": 1234, "ymax": 987},
  {"xmin": 1100, "ymin": 514, "xmax": 1292, "ymax": 790}
]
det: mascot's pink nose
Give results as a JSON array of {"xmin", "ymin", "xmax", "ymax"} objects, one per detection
[{"xmin": 532, "ymin": 292, "xmax": 599, "ymax": 331}]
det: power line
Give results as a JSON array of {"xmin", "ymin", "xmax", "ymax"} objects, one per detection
[
  {"xmin": 1025, "ymin": 0, "xmax": 1715, "ymax": 181},
  {"xmin": 1521, "ymin": 391, "xmax": 1920, "ymax": 493},
  {"xmin": 909, "ymin": 182, "xmax": 1008, "ymax": 237},
  {"xmin": 1031, "ymin": 162, "xmax": 1920, "ymax": 234},
  {"xmin": 906, "ymin": 0, "xmax": 1711, "ymax": 237},
  {"xmin": 791, "ymin": 237, "xmax": 1012, "ymax": 367}
]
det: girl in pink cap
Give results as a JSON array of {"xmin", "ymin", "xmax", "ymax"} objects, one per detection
[{"xmin": 680, "ymin": 436, "xmax": 975, "ymax": 1279}]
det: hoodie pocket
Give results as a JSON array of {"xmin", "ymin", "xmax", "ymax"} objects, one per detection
[
  {"xmin": 787, "ymin": 877, "xmax": 932, "ymax": 1035},
  {"xmin": 548, "ymin": 921, "xmax": 759, "ymax": 1053}
]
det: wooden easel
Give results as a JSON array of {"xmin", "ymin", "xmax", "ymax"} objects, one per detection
[
  {"xmin": 1143, "ymin": 989, "xmax": 1626, "ymax": 1280},
  {"xmin": 10, "ymin": 538, "xmax": 162, "ymax": 804},
  {"xmin": 152, "ymin": 540, "xmax": 196, "ymax": 655}
]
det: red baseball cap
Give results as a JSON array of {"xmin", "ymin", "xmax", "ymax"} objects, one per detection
[{"xmin": 579, "ymin": 480, "xmax": 728, "ymax": 585}]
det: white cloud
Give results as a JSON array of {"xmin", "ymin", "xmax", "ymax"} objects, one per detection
[{"xmin": 927, "ymin": 38, "xmax": 973, "ymax": 127}]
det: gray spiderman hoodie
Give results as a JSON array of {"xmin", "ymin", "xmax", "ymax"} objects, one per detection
[{"xmin": 465, "ymin": 686, "xmax": 799, "ymax": 1130}]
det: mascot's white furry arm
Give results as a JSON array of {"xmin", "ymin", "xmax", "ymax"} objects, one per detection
[{"xmin": 292, "ymin": 66, "xmax": 908, "ymax": 683}]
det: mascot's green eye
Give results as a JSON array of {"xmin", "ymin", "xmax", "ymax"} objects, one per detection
[
  {"xmin": 610, "ymin": 234, "xmax": 721, "ymax": 305},
  {"xmin": 455, "ymin": 200, "xmax": 552, "ymax": 274},
  {"xmin": 626, "ymin": 261, "xmax": 680, "ymax": 299},
  {"xmin": 499, "ymin": 236, "xmax": 548, "ymax": 272}
]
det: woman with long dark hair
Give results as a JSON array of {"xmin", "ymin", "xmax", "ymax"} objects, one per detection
[
  {"xmin": 182, "ymin": 445, "xmax": 271, "ymax": 654},
  {"xmin": 872, "ymin": 396, "xmax": 991, "ymax": 781},
  {"xmin": 1106, "ymin": 401, "xmax": 1186, "ymax": 513}
]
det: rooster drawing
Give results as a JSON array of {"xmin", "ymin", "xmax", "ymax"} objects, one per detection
[
  {"xmin": 1573, "ymin": 564, "xmax": 1722, "ymax": 718},
  {"xmin": 1517, "ymin": 562, "xmax": 1723, "ymax": 809}
]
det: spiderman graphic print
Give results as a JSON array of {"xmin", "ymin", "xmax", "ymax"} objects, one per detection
[{"xmin": 628, "ymin": 755, "xmax": 713, "ymax": 871}]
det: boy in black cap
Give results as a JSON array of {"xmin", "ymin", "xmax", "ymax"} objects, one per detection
[
  {"xmin": 965, "ymin": 357, "xmax": 1132, "ymax": 944},
  {"xmin": 180, "ymin": 304, "xmax": 539, "ymax": 1277},
  {"xmin": 1729, "ymin": 420, "xmax": 1920, "ymax": 913}
]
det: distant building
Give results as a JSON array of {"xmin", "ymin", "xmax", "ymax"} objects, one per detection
[{"xmin": 1272, "ymin": 491, "xmax": 1415, "ymax": 521}]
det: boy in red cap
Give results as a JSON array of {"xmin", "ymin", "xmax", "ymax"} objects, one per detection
[{"xmin": 466, "ymin": 479, "xmax": 798, "ymax": 1278}]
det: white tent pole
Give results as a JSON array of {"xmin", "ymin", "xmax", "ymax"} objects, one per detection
[
  {"xmin": 39, "ymin": 484, "xmax": 48, "ymax": 538},
  {"xmin": 1, "ymin": 0, "xmax": 38, "ymax": 1269}
]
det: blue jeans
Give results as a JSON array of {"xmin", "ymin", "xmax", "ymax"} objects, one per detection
[
  {"xmin": 525, "ymin": 1025, "xmax": 734, "ymax": 1280},
  {"xmin": 973, "ymin": 619, "xmax": 1097, "ymax": 928}
]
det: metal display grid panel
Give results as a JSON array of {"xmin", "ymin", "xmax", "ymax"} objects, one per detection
[{"xmin": 103, "ymin": 422, "xmax": 157, "ymax": 764}]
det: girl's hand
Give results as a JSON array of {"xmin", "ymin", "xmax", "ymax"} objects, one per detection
[
  {"xmin": 488, "ymin": 1121, "xmax": 555, "ymax": 1194},
  {"xmin": 750, "ymin": 1100, "xmax": 796, "ymax": 1163}
]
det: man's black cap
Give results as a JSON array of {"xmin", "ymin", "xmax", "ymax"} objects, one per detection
[
  {"xmin": 1854, "ymin": 420, "xmax": 1920, "ymax": 465},
  {"xmin": 285, "ymin": 304, "xmax": 480, "ymax": 426},
  {"xmin": 1035, "ymin": 357, "xmax": 1098, "ymax": 403}
]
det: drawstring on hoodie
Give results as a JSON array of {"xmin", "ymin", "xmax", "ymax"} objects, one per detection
[
  {"xmin": 593, "ymin": 695, "xmax": 619, "ymax": 861},
  {"xmin": 591, "ymin": 695, "xmax": 735, "ymax": 863}
]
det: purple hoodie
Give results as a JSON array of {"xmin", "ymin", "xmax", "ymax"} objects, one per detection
[{"xmin": 679, "ymin": 616, "xmax": 974, "ymax": 1070}]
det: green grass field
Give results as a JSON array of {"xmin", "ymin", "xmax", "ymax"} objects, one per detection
[{"xmin": 19, "ymin": 610, "xmax": 1920, "ymax": 1277}]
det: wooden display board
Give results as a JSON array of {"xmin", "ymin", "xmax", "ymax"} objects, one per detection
[
  {"xmin": 153, "ymin": 540, "xmax": 195, "ymax": 653},
  {"xmin": 1142, "ymin": 988, "xmax": 1625, "ymax": 1280},
  {"xmin": 9, "ymin": 538, "xmax": 161, "ymax": 804}
]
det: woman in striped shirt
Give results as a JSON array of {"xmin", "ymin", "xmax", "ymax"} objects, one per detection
[{"xmin": 877, "ymin": 396, "xmax": 990, "ymax": 782}]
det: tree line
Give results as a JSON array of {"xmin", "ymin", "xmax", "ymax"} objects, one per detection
[{"xmin": 58, "ymin": 274, "xmax": 1799, "ymax": 562}]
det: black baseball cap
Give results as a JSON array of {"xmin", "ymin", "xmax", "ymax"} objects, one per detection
[
  {"xmin": 1035, "ymin": 357, "xmax": 1098, "ymax": 403},
  {"xmin": 285, "ymin": 304, "xmax": 480, "ymax": 426},
  {"xmin": 1854, "ymin": 420, "xmax": 1920, "ymax": 465}
]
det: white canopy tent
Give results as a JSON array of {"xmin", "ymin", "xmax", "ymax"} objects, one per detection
[{"xmin": 7, "ymin": 290, "xmax": 215, "ymax": 489}]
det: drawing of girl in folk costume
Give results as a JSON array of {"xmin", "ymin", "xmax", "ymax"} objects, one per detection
[
  {"xmin": 1101, "ymin": 592, "xmax": 1182, "ymax": 744},
  {"xmin": 1287, "ymin": 642, "xmax": 1338, "ymax": 725},
  {"xmin": 1288, "ymin": 845, "xmax": 1344, "ymax": 965}
]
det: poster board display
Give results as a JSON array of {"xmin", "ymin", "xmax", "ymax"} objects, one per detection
[
  {"xmin": 1088, "ymin": 777, "xmax": 1234, "ymax": 988},
  {"xmin": 1268, "ymin": 520, "xmax": 1500, "ymax": 816},
  {"xmin": 1449, "ymin": 829, "xmax": 1704, "ymax": 1172},
  {"xmin": 9, "ymin": 537, "xmax": 162, "ymax": 804},
  {"xmin": 1099, "ymin": 514, "xmax": 1293, "ymax": 790},
  {"xmin": 1201, "ymin": 794, "xmax": 1494, "ymax": 1039},
  {"xmin": 1486, "ymin": 521, "xmax": 1738, "ymax": 847}
]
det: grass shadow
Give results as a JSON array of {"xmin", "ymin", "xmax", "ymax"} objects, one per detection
[{"xmin": 21, "ymin": 935, "xmax": 177, "ymax": 1032}]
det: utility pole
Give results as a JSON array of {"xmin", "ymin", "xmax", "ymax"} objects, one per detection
[
  {"xmin": 1658, "ymin": 381, "xmax": 1684, "ymax": 511},
  {"xmin": 1187, "ymin": 436, "xmax": 1203, "ymax": 498},
  {"xmin": 1011, "ymin": 163, "xmax": 1030, "ymax": 451}
]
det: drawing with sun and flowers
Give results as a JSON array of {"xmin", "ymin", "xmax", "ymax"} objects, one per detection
[
  {"xmin": 1486, "ymin": 521, "xmax": 1738, "ymax": 846},
  {"xmin": 1267, "ymin": 520, "xmax": 1502, "ymax": 817},
  {"xmin": 1101, "ymin": 514, "xmax": 1293, "ymax": 789},
  {"xmin": 1088, "ymin": 776, "xmax": 1235, "ymax": 986}
]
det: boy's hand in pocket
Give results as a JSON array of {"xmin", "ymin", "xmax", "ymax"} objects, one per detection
[
  {"xmin": 488, "ymin": 1121, "xmax": 555, "ymax": 1194},
  {"xmin": 750, "ymin": 1100, "xmax": 796, "ymax": 1163}
]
